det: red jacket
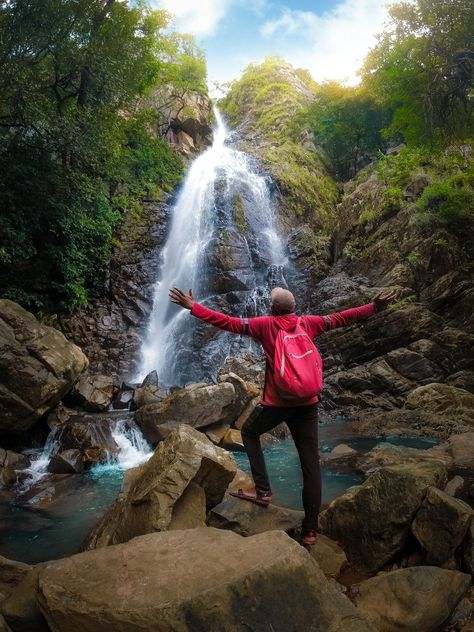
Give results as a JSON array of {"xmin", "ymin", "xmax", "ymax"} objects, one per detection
[{"xmin": 191, "ymin": 302, "xmax": 375, "ymax": 407}]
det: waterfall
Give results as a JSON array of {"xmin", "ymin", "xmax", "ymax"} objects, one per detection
[
  {"xmin": 18, "ymin": 418, "xmax": 152, "ymax": 491},
  {"xmin": 138, "ymin": 108, "xmax": 288, "ymax": 386}
]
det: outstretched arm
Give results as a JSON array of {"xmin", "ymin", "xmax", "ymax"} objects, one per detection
[
  {"xmin": 305, "ymin": 289, "xmax": 398, "ymax": 337},
  {"xmin": 169, "ymin": 287, "xmax": 248, "ymax": 335}
]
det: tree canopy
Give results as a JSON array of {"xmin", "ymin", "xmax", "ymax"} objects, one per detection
[{"xmin": 0, "ymin": 0, "xmax": 206, "ymax": 312}]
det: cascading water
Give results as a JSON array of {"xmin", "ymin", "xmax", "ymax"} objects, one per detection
[{"xmin": 138, "ymin": 108, "xmax": 289, "ymax": 386}]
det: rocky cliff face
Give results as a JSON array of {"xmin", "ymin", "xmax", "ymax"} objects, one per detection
[{"xmin": 58, "ymin": 92, "xmax": 213, "ymax": 383}]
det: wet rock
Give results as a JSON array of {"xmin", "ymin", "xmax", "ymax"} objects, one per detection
[
  {"xmin": 309, "ymin": 534, "xmax": 347, "ymax": 579},
  {"xmin": 448, "ymin": 432, "xmax": 474, "ymax": 469},
  {"xmin": 351, "ymin": 566, "xmax": 471, "ymax": 632},
  {"xmin": 132, "ymin": 384, "xmax": 165, "ymax": 409},
  {"xmin": 83, "ymin": 425, "xmax": 236, "ymax": 549},
  {"xmin": 411, "ymin": 487, "xmax": 473, "ymax": 565},
  {"xmin": 68, "ymin": 372, "xmax": 114, "ymax": 412},
  {"xmin": 0, "ymin": 557, "xmax": 30, "ymax": 603},
  {"xmin": 446, "ymin": 596, "xmax": 474, "ymax": 630},
  {"xmin": 0, "ymin": 614, "xmax": 10, "ymax": 632},
  {"xmin": 319, "ymin": 461, "xmax": 447, "ymax": 573},
  {"xmin": 47, "ymin": 449, "xmax": 83, "ymax": 474},
  {"xmin": 0, "ymin": 467, "xmax": 16, "ymax": 489},
  {"xmin": 52, "ymin": 415, "xmax": 119, "ymax": 465},
  {"xmin": 221, "ymin": 428, "xmax": 245, "ymax": 451},
  {"xmin": 135, "ymin": 382, "xmax": 235, "ymax": 445},
  {"xmin": 203, "ymin": 228, "xmax": 256, "ymax": 293},
  {"xmin": 2, "ymin": 567, "xmax": 49, "ymax": 632},
  {"xmin": 0, "ymin": 299, "xmax": 88, "ymax": 434},
  {"xmin": 46, "ymin": 402, "xmax": 74, "ymax": 429},
  {"xmin": 112, "ymin": 388, "xmax": 133, "ymax": 410},
  {"xmin": 207, "ymin": 494, "xmax": 304, "ymax": 536},
  {"xmin": 0, "ymin": 449, "xmax": 29, "ymax": 470},
  {"xmin": 39, "ymin": 528, "xmax": 377, "ymax": 632},
  {"xmin": 140, "ymin": 370, "xmax": 159, "ymax": 387}
]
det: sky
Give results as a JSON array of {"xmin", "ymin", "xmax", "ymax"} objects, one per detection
[{"xmin": 151, "ymin": 0, "xmax": 392, "ymax": 93}]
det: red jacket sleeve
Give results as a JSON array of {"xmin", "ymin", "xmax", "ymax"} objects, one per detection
[
  {"xmin": 305, "ymin": 303, "xmax": 375, "ymax": 338},
  {"xmin": 190, "ymin": 303, "xmax": 247, "ymax": 334}
]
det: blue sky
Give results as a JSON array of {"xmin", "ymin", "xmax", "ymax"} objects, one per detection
[{"xmin": 151, "ymin": 0, "xmax": 392, "ymax": 93}]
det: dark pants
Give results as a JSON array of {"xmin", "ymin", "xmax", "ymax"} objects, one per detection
[{"xmin": 241, "ymin": 403, "xmax": 321, "ymax": 531}]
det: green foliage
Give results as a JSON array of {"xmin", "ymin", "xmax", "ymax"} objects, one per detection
[
  {"xmin": 362, "ymin": 0, "xmax": 474, "ymax": 144},
  {"xmin": 0, "ymin": 0, "xmax": 203, "ymax": 312},
  {"xmin": 304, "ymin": 83, "xmax": 387, "ymax": 180},
  {"xmin": 415, "ymin": 173, "xmax": 474, "ymax": 242},
  {"xmin": 220, "ymin": 57, "xmax": 338, "ymax": 225}
]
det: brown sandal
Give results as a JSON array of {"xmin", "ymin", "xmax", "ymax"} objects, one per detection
[{"xmin": 229, "ymin": 488, "xmax": 273, "ymax": 506}]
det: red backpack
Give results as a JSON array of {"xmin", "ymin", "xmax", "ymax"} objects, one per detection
[{"xmin": 273, "ymin": 317, "xmax": 323, "ymax": 400}]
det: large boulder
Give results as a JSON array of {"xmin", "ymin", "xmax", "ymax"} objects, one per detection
[
  {"xmin": 319, "ymin": 461, "xmax": 447, "ymax": 572},
  {"xmin": 207, "ymin": 494, "xmax": 304, "ymax": 536},
  {"xmin": 1, "ymin": 567, "xmax": 49, "ymax": 632},
  {"xmin": 351, "ymin": 566, "xmax": 471, "ymax": 632},
  {"xmin": 68, "ymin": 372, "xmax": 114, "ymax": 412},
  {"xmin": 0, "ymin": 557, "xmax": 30, "ymax": 603},
  {"xmin": 354, "ymin": 442, "xmax": 453, "ymax": 475},
  {"xmin": 135, "ymin": 383, "xmax": 235, "ymax": 445},
  {"xmin": 0, "ymin": 300, "xmax": 88, "ymax": 433},
  {"xmin": 83, "ymin": 425, "xmax": 236, "ymax": 549},
  {"xmin": 405, "ymin": 383, "xmax": 474, "ymax": 425},
  {"xmin": 411, "ymin": 486, "xmax": 473, "ymax": 565},
  {"xmin": 38, "ymin": 528, "xmax": 377, "ymax": 632}
]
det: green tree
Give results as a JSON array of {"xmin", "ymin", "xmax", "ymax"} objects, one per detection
[
  {"xmin": 362, "ymin": 0, "xmax": 474, "ymax": 144},
  {"xmin": 305, "ymin": 82, "xmax": 387, "ymax": 180},
  {"xmin": 0, "ymin": 0, "xmax": 205, "ymax": 311}
]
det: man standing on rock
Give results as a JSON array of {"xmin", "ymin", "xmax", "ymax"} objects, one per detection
[{"xmin": 169, "ymin": 286, "xmax": 396, "ymax": 545}]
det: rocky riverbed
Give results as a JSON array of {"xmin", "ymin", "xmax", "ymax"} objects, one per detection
[{"xmin": 1, "ymin": 298, "xmax": 473, "ymax": 631}]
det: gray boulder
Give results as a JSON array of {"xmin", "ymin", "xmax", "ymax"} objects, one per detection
[
  {"xmin": 38, "ymin": 528, "xmax": 377, "ymax": 632},
  {"xmin": 411, "ymin": 486, "xmax": 473, "ymax": 565},
  {"xmin": 352, "ymin": 566, "xmax": 471, "ymax": 632},
  {"xmin": 0, "ymin": 556, "xmax": 31, "ymax": 603},
  {"xmin": 135, "ymin": 383, "xmax": 235, "ymax": 445},
  {"xmin": 83, "ymin": 425, "xmax": 236, "ymax": 549},
  {"xmin": 47, "ymin": 449, "xmax": 84, "ymax": 474},
  {"xmin": 319, "ymin": 461, "xmax": 447, "ymax": 572},
  {"xmin": 0, "ymin": 299, "xmax": 88, "ymax": 433},
  {"xmin": 69, "ymin": 372, "xmax": 114, "ymax": 412}
]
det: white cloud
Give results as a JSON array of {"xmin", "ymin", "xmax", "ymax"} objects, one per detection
[
  {"xmin": 260, "ymin": 0, "xmax": 390, "ymax": 85},
  {"xmin": 151, "ymin": 0, "xmax": 232, "ymax": 37},
  {"xmin": 151, "ymin": 0, "xmax": 265, "ymax": 37}
]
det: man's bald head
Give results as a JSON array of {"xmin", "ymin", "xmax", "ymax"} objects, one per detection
[{"xmin": 271, "ymin": 287, "xmax": 296, "ymax": 315}]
